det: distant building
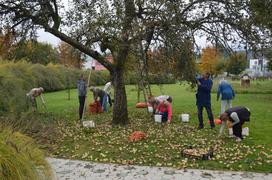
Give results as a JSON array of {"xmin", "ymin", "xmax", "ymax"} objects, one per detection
[
  {"xmin": 91, "ymin": 56, "xmax": 113, "ymax": 71},
  {"xmin": 248, "ymin": 58, "xmax": 270, "ymax": 76}
]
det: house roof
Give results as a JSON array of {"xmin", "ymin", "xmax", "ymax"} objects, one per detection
[{"xmin": 240, "ymin": 73, "xmax": 251, "ymax": 79}]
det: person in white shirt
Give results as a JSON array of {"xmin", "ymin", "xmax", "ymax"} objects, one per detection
[
  {"xmin": 26, "ymin": 87, "xmax": 45, "ymax": 111},
  {"xmin": 103, "ymin": 82, "xmax": 113, "ymax": 107}
]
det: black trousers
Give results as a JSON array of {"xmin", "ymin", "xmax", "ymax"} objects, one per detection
[
  {"xmin": 78, "ymin": 96, "xmax": 86, "ymax": 119},
  {"xmin": 233, "ymin": 119, "xmax": 245, "ymax": 139},
  {"xmin": 108, "ymin": 94, "xmax": 112, "ymax": 107},
  {"xmin": 197, "ymin": 104, "xmax": 215, "ymax": 128}
]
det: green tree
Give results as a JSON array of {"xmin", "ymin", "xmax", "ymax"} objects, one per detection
[
  {"xmin": 263, "ymin": 48, "xmax": 272, "ymax": 71},
  {"xmin": 250, "ymin": 0, "xmax": 272, "ymax": 30},
  {"xmin": 250, "ymin": 0, "xmax": 272, "ymax": 70},
  {"xmin": 226, "ymin": 53, "xmax": 247, "ymax": 75},
  {"xmin": 8, "ymin": 40, "xmax": 58, "ymax": 64},
  {"xmin": 0, "ymin": 0, "xmax": 268, "ymax": 124}
]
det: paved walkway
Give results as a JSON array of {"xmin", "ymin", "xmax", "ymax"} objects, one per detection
[{"xmin": 47, "ymin": 158, "xmax": 272, "ymax": 180}]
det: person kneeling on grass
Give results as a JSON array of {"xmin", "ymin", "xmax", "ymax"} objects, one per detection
[
  {"xmin": 155, "ymin": 99, "xmax": 172, "ymax": 123},
  {"xmin": 219, "ymin": 106, "xmax": 250, "ymax": 142}
]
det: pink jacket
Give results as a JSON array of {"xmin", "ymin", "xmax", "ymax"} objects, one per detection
[{"xmin": 157, "ymin": 103, "xmax": 172, "ymax": 122}]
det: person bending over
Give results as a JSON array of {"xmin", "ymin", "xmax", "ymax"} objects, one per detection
[
  {"xmin": 155, "ymin": 99, "xmax": 172, "ymax": 123},
  {"xmin": 219, "ymin": 106, "xmax": 250, "ymax": 142},
  {"xmin": 148, "ymin": 95, "xmax": 172, "ymax": 114},
  {"xmin": 89, "ymin": 86, "xmax": 109, "ymax": 112},
  {"xmin": 26, "ymin": 87, "xmax": 45, "ymax": 111}
]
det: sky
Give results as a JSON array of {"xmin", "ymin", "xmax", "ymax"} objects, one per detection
[{"xmin": 37, "ymin": 29, "xmax": 60, "ymax": 47}]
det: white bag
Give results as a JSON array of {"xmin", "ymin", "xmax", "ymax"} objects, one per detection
[
  {"xmin": 242, "ymin": 127, "xmax": 249, "ymax": 136},
  {"xmin": 82, "ymin": 121, "xmax": 95, "ymax": 128}
]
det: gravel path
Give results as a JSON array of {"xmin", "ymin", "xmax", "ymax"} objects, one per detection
[{"xmin": 48, "ymin": 158, "xmax": 272, "ymax": 180}]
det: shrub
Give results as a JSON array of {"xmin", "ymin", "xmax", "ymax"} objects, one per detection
[
  {"xmin": 0, "ymin": 61, "xmax": 83, "ymax": 113},
  {"xmin": 0, "ymin": 127, "xmax": 53, "ymax": 180},
  {"xmin": 0, "ymin": 61, "xmax": 175, "ymax": 114}
]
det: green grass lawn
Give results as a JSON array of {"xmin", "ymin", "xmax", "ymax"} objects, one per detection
[{"xmin": 40, "ymin": 80, "xmax": 272, "ymax": 172}]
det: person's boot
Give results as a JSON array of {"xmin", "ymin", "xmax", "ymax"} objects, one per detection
[{"xmin": 210, "ymin": 120, "xmax": 215, "ymax": 129}]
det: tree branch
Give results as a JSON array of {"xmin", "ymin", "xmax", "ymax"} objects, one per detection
[{"xmin": 44, "ymin": 26, "xmax": 113, "ymax": 71}]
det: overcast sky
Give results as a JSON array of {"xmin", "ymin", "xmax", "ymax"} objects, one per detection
[{"xmin": 37, "ymin": 29, "xmax": 61, "ymax": 46}]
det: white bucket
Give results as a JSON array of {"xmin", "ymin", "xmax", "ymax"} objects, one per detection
[
  {"xmin": 228, "ymin": 128, "xmax": 233, "ymax": 135},
  {"xmin": 181, "ymin": 114, "xmax": 189, "ymax": 123},
  {"xmin": 82, "ymin": 120, "xmax": 95, "ymax": 128},
  {"xmin": 242, "ymin": 127, "xmax": 249, "ymax": 136},
  {"xmin": 148, "ymin": 106, "xmax": 153, "ymax": 113},
  {"xmin": 228, "ymin": 127, "xmax": 249, "ymax": 136},
  {"xmin": 154, "ymin": 114, "xmax": 162, "ymax": 123}
]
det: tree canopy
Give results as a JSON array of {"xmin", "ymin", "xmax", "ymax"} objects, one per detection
[
  {"xmin": 199, "ymin": 46, "xmax": 221, "ymax": 76},
  {"xmin": 226, "ymin": 53, "xmax": 247, "ymax": 75},
  {"xmin": 1, "ymin": 0, "xmax": 271, "ymax": 124}
]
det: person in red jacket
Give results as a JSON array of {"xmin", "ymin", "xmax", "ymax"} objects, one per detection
[{"xmin": 155, "ymin": 98, "xmax": 173, "ymax": 123}]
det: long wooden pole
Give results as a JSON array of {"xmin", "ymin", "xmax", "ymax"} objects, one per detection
[{"xmin": 81, "ymin": 68, "xmax": 92, "ymax": 122}]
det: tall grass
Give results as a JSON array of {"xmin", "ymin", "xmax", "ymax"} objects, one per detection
[{"xmin": 0, "ymin": 127, "xmax": 53, "ymax": 180}]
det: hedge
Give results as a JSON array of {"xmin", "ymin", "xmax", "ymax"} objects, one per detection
[
  {"xmin": 0, "ymin": 61, "xmax": 175, "ymax": 114},
  {"xmin": 0, "ymin": 61, "xmax": 84, "ymax": 113}
]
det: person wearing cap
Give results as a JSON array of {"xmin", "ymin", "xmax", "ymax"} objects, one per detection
[
  {"xmin": 89, "ymin": 86, "xmax": 109, "ymax": 112},
  {"xmin": 26, "ymin": 87, "xmax": 45, "ymax": 111},
  {"xmin": 219, "ymin": 106, "xmax": 251, "ymax": 142},
  {"xmin": 196, "ymin": 72, "xmax": 215, "ymax": 129}
]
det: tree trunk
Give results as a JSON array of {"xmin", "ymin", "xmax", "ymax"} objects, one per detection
[{"xmin": 112, "ymin": 67, "xmax": 129, "ymax": 125}]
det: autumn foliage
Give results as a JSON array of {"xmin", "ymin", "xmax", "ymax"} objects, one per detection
[
  {"xmin": 58, "ymin": 41, "xmax": 85, "ymax": 69},
  {"xmin": 199, "ymin": 47, "xmax": 221, "ymax": 75}
]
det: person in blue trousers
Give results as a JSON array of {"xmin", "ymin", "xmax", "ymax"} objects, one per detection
[{"xmin": 196, "ymin": 72, "xmax": 215, "ymax": 129}]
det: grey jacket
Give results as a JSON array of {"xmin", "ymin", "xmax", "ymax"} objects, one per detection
[{"xmin": 77, "ymin": 79, "xmax": 87, "ymax": 96}]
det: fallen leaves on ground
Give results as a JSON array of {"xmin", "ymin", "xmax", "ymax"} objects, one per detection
[{"xmin": 51, "ymin": 110, "xmax": 272, "ymax": 173}]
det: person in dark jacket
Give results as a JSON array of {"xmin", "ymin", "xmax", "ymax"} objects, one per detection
[
  {"xmin": 196, "ymin": 72, "xmax": 215, "ymax": 129},
  {"xmin": 89, "ymin": 86, "xmax": 109, "ymax": 112},
  {"xmin": 220, "ymin": 106, "xmax": 250, "ymax": 142},
  {"xmin": 77, "ymin": 75, "xmax": 87, "ymax": 120},
  {"xmin": 217, "ymin": 79, "xmax": 235, "ymax": 113}
]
